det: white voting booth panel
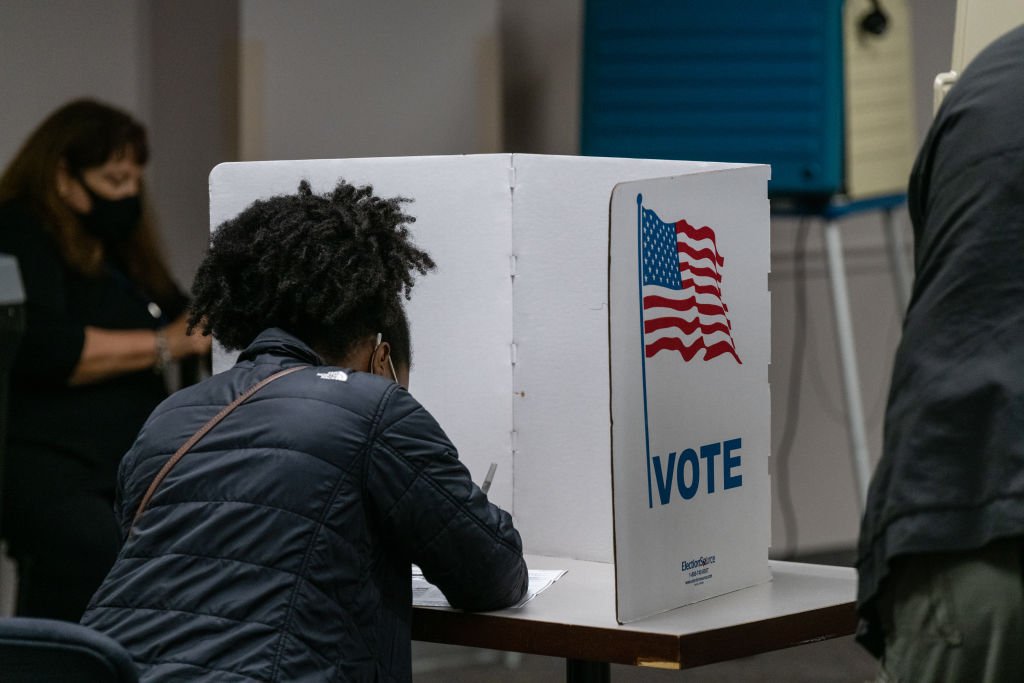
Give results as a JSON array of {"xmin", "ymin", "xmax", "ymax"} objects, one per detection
[
  {"xmin": 609, "ymin": 171, "xmax": 771, "ymax": 623},
  {"xmin": 210, "ymin": 156, "xmax": 516, "ymax": 504},
  {"xmin": 506, "ymin": 155, "xmax": 759, "ymax": 563},
  {"xmin": 208, "ymin": 156, "xmax": 770, "ymax": 608}
]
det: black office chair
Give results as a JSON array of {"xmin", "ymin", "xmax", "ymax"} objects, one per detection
[{"xmin": 0, "ymin": 617, "xmax": 139, "ymax": 682}]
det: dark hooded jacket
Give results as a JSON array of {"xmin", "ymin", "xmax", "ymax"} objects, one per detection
[
  {"xmin": 856, "ymin": 24, "xmax": 1024, "ymax": 656},
  {"xmin": 82, "ymin": 328, "xmax": 528, "ymax": 682}
]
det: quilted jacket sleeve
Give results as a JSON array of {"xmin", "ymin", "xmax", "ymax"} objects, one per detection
[{"xmin": 365, "ymin": 385, "xmax": 528, "ymax": 611}]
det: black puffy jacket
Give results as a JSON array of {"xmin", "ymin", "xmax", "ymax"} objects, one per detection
[{"xmin": 82, "ymin": 328, "xmax": 528, "ymax": 682}]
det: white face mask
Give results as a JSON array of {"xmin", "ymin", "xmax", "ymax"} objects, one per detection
[{"xmin": 374, "ymin": 332, "xmax": 400, "ymax": 383}]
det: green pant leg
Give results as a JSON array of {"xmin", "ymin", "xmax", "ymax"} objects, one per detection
[{"xmin": 876, "ymin": 538, "xmax": 1024, "ymax": 683}]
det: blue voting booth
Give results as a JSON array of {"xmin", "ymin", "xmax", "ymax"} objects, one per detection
[
  {"xmin": 581, "ymin": 0, "xmax": 916, "ymax": 508},
  {"xmin": 581, "ymin": 0, "xmax": 846, "ymax": 197}
]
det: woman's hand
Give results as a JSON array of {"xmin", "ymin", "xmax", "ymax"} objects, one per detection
[
  {"xmin": 68, "ymin": 315, "xmax": 211, "ymax": 386},
  {"xmin": 161, "ymin": 313, "xmax": 212, "ymax": 360}
]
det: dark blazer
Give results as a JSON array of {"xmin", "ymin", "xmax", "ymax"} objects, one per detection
[{"xmin": 82, "ymin": 328, "xmax": 528, "ymax": 682}]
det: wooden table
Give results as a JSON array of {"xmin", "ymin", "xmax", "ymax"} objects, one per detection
[{"xmin": 412, "ymin": 554, "xmax": 858, "ymax": 681}]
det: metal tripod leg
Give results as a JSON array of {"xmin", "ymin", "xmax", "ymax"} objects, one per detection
[{"xmin": 822, "ymin": 219, "xmax": 872, "ymax": 509}]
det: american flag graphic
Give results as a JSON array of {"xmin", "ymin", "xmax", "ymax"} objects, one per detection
[{"xmin": 640, "ymin": 199, "xmax": 741, "ymax": 363}]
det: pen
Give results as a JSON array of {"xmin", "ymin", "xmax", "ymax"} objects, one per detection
[{"xmin": 481, "ymin": 462, "xmax": 497, "ymax": 495}]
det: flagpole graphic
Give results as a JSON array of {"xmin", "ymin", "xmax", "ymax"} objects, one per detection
[{"xmin": 636, "ymin": 194, "xmax": 654, "ymax": 508}]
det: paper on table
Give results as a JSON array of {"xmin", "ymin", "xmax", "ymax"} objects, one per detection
[{"xmin": 412, "ymin": 565, "xmax": 567, "ymax": 608}]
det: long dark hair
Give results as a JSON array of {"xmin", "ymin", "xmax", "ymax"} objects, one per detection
[
  {"xmin": 189, "ymin": 179, "xmax": 436, "ymax": 364},
  {"xmin": 0, "ymin": 98, "xmax": 178, "ymax": 306}
]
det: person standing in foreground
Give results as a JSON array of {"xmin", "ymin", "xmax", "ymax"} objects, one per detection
[
  {"xmin": 856, "ymin": 24, "xmax": 1024, "ymax": 682},
  {"xmin": 82, "ymin": 179, "xmax": 529, "ymax": 681},
  {"xmin": 0, "ymin": 99, "xmax": 210, "ymax": 621}
]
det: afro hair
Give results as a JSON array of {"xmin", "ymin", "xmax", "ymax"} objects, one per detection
[{"xmin": 189, "ymin": 178, "xmax": 435, "ymax": 364}]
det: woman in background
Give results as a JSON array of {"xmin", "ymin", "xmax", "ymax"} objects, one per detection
[{"xmin": 0, "ymin": 98, "xmax": 210, "ymax": 620}]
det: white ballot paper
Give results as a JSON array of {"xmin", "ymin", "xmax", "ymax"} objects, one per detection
[{"xmin": 411, "ymin": 565, "xmax": 566, "ymax": 608}]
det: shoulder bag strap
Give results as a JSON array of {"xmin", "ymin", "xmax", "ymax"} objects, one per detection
[{"xmin": 130, "ymin": 365, "xmax": 305, "ymax": 535}]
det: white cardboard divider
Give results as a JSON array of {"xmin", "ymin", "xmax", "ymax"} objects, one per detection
[
  {"xmin": 609, "ymin": 170, "xmax": 771, "ymax": 623},
  {"xmin": 209, "ymin": 156, "xmax": 515, "ymax": 507},
  {"xmin": 208, "ymin": 155, "xmax": 769, "ymax": 578},
  {"xmin": 508, "ymin": 155, "xmax": 750, "ymax": 562}
]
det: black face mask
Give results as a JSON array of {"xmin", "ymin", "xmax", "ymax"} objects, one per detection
[{"xmin": 75, "ymin": 180, "xmax": 142, "ymax": 243}]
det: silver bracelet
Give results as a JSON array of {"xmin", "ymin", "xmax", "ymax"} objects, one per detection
[{"xmin": 154, "ymin": 329, "xmax": 172, "ymax": 373}]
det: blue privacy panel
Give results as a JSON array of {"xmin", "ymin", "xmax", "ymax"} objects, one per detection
[{"xmin": 581, "ymin": 0, "xmax": 845, "ymax": 196}]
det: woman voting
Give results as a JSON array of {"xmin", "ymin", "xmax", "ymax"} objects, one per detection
[{"xmin": 82, "ymin": 179, "xmax": 528, "ymax": 681}]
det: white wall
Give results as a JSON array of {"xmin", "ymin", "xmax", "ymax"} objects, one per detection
[
  {"xmin": 238, "ymin": 0, "xmax": 502, "ymax": 162},
  {"xmin": 145, "ymin": 0, "xmax": 239, "ymax": 289},
  {"xmin": 500, "ymin": 1, "xmax": 582, "ymax": 155},
  {"xmin": 0, "ymin": 0, "xmax": 144, "ymax": 169}
]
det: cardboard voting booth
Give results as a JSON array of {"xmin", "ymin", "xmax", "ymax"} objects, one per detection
[
  {"xmin": 209, "ymin": 154, "xmax": 770, "ymax": 623},
  {"xmin": 609, "ymin": 172, "xmax": 771, "ymax": 622}
]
